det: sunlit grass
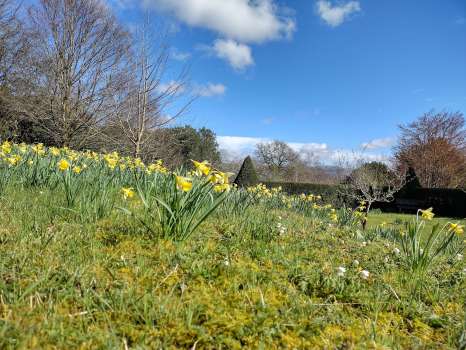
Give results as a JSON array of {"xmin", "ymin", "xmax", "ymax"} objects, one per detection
[
  {"xmin": 0, "ymin": 142, "xmax": 465, "ymax": 348},
  {"xmin": 368, "ymin": 212, "xmax": 466, "ymax": 231}
]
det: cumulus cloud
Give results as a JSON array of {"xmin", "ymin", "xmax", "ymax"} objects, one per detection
[
  {"xmin": 172, "ymin": 49, "xmax": 191, "ymax": 61},
  {"xmin": 316, "ymin": 0, "xmax": 360, "ymax": 27},
  {"xmin": 194, "ymin": 83, "xmax": 226, "ymax": 97},
  {"xmin": 142, "ymin": 0, "xmax": 295, "ymax": 44},
  {"xmin": 155, "ymin": 80, "xmax": 186, "ymax": 95},
  {"xmin": 361, "ymin": 137, "xmax": 395, "ymax": 150},
  {"xmin": 212, "ymin": 39, "xmax": 254, "ymax": 70},
  {"xmin": 217, "ymin": 136, "xmax": 389, "ymax": 164}
]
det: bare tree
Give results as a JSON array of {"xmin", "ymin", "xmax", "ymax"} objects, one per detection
[
  {"xmin": 109, "ymin": 20, "xmax": 191, "ymax": 159},
  {"xmin": 0, "ymin": 0, "xmax": 34, "ymax": 138},
  {"xmin": 394, "ymin": 110, "xmax": 466, "ymax": 188},
  {"xmin": 255, "ymin": 140, "xmax": 299, "ymax": 180},
  {"xmin": 0, "ymin": 0, "xmax": 28, "ymax": 87},
  {"xmin": 17, "ymin": 0, "xmax": 130, "ymax": 148},
  {"xmin": 340, "ymin": 159, "xmax": 406, "ymax": 229}
]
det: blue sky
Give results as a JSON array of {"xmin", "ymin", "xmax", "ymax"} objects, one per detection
[{"xmin": 109, "ymin": 0, "xmax": 466, "ymax": 163}]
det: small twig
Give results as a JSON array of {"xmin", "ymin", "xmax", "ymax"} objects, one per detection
[{"xmin": 190, "ymin": 340, "xmax": 199, "ymax": 350}]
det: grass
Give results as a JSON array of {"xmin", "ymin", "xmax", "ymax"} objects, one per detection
[
  {"xmin": 367, "ymin": 212, "xmax": 466, "ymax": 231},
  {"xmin": 1, "ymin": 186, "xmax": 465, "ymax": 349}
]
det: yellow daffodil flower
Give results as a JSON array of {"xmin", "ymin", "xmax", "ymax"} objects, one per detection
[
  {"xmin": 121, "ymin": 187, "xmax": 135, "ymax": 200},
  {"xmin": 176, "ymin": 176, "xmax": 193, "ymax": 192},
  {"xmin": 192, "ymin": 160, "xmax": 211, "ymax": 176},
  {"xmin": 419, "ymin": 208, "xmax": 434, "ymax": 221},
  {"xmin": 214, "ymin": 183, "xmax": 230, "ymax": 192},
  {"xmin": 58, "ymin": 159, "xmax": 70, "ymax": 171},
  {"xmin": 1, "ymin": 141, "xmax": 12, "ymax": 154},
  {"xmin": 448, "ymin": 223, "xmax": 464, "ymax": 235},
  {"xmin": 50, "ymin": 147, "xmax": 60, "ymax": 156},
  {"xmin": 72, "ymin": 166, "xmax": 82, "ymax": 174}
]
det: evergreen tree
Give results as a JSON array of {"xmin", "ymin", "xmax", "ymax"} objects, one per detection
[{"xmin": 234, "ymin": 156, "xmax": 259, "ymax": 187}]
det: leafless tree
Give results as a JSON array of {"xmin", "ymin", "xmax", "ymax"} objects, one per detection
[
  {"xmin": 0, "ymin": 0, "xmax": 28, "ymax": 87},
  {"xmin": 0, "ymin": 0, "xmax": 34, "ymax": 138},
  {"xmin": 340, "ymin": 159, "xmax": 405, "ymax": 229},
  {"xmin": 394, "ymin": 110, "xmax": 466, "ymax": 188},
  {"xmin": 17, "ymin": 0, "xmax": 130, "ymax": 148},
  {"xmin": 255, "ymin": 140, "xmax": 299, "ymax": 180},
  {"xmin": 108, "ymin": 20, "xmax": 192, "ymax": 159}
]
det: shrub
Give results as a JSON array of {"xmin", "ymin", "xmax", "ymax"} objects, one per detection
[
  {"xmin": 263, "ymin": 181, "xmax": 349, "ymax": 207},
  {"xmin": 234, "ymin": 156, "xmax": 259, "ymax": 187}
]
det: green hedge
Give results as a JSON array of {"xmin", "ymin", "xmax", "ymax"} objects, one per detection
[
  {"xmin": 264, "ymin": 180, "xmax": 466, "ymax": 218},
  {"xmin": 263, "ymin": 181, "xmax": 349, "ymax": 207},
  {"xmin": 397, "ymin": 188, "xmax": 465, "ymax": 218}
]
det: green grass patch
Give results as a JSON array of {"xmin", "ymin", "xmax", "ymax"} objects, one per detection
[
  {"xmin": 0, "ymin": 187, "xmax": 465, "ymax": 349},
  {"xmin": 367, "ymin": 212, "xmax": 466, "ymax": 231}
]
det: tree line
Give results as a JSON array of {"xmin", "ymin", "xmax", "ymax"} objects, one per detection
[
  {"xmin": 252, "ymin": 111, "xmax": 466, "ymax": 190},
  {"xmin": 0, "ymin": 0, "xmax": 223, "ymax": 167},
  {"xmin": 1, "ymin": 0, "xmax": 464, "ymax": 183}
]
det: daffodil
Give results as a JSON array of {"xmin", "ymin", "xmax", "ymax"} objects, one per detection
[
  {"xmin": 72, "ymin": 166, "xmax": 82, "ymax": 174},
  {"xmin": 176, "ymin": 176, "xmax": 192, "ymax": 192},
  {"xmin": 1, "ymin": 141, "xmax": 12, "ymax": 154},
  {"xmin": 7, "ymin": 155, "xmax": 21, "ymax": 166},
  {"xmin": 213, "ymin": 183, "xmax": 230, "ymax": 192},
  {"xmin": 121, "ymin": 187, "xmax": 135, "ymax": 200},
  {"xmin": 31, "ymin": 143, "xmax": 45, "ymax": 156},
  {"xmin": 419, "ymin": 207, "xmax": 434, "ymax": 221},
  {"xmin": 192, "ymin": 160, "xmax": 211, "ymax": 176},
  {"xmin": 448, "ymin": 223, "xmax": 464, "ymax": 235},
  {"xmin": 49, "ymin": 147, "xmax": 60, "ymax": 156},
  {"xmin": 58, "ymin": 159, "xmax": 70, "ymax": 171}
]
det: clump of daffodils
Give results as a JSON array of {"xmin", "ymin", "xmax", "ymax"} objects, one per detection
[{"xmin": 172, "ymin": 160, "xmax": 233, "ymax": 194}]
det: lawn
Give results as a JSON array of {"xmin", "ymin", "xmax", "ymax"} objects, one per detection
[
  {"xmin": 1, "ymin": 187, "xmax": 465, "ymax": 349},
  {"xmin": 0, "ymin": 143, "xmax": 465, "ymax": 349},
  {"xmin": 368, "ymin": 212, "xmax": 466, "ymax": 231}
]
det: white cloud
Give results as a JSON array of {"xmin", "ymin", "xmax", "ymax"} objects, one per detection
[
  {"xmin": 172, "ymin": 49, "xmax": 191, "ymax": 61},
  {"xmin": 194, "ymin": 83, "xmax": 226, "ymax": 97},
  {"xmin": 155, "ymin": 80, "xmax": 186, "ymax": 95},
  {"xmin": 361, "ymin": 137, "xmax": 395, "ymax": 150},
  {"xmin": 217, "ymin": 136, "xmax": 265, "ymax": 156},
  {"xmin": 316, "ymin": 0, "xmax": 360, "ymax": 27},
  {"xmin": 142, "ymin": 0, "xmax": 295, "ymax": 44},
  {"xmin": 262, "ymin": 117, "xmax": 274, "ymax": 125},
  {"xmin": 217, "ymin": 136, "xmax": 389, "ymax": 164},
  {"xmin": 212, "ymin": 39, "xmax": 254, "ymax": 70}
]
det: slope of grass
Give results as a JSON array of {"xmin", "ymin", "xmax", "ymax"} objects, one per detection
[{"xmin": 1, "ymin": 187, "xmax": 465, "ymax": 349}]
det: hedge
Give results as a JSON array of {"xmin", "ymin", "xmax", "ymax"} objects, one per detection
[
  {"xmin": 377, "ymin": 188, "xmax": 466, "ymax": 218},
  {"xmin": 263, "ymin": 181, "xmax": 349, "ymax": 207},
  {"xmin": 264, "ymin": 181, "xmax": 465, "ymax": 218}
]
